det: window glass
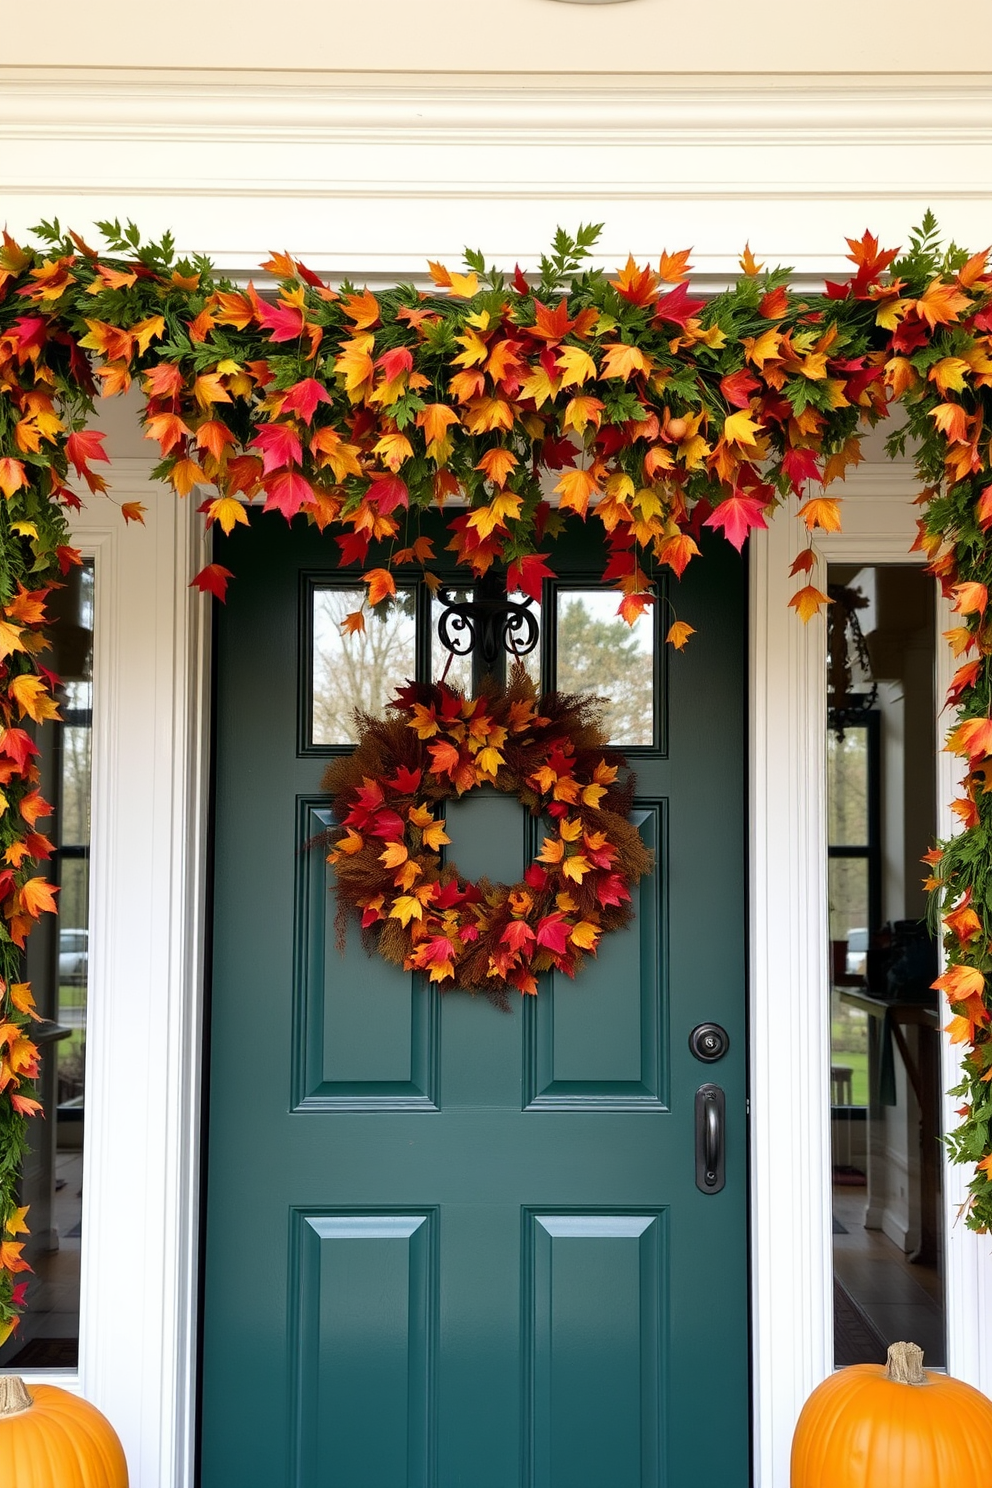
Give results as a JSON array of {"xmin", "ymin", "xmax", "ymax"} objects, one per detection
[
  {"xmin": 554, "ymin": 589, "xmax": 653, "ymax": 746},
  {"xmin": 311, "ymin": 587, "xmax": 416, "ymax": 745}
]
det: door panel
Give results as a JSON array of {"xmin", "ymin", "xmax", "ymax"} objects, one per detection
[{"xmin": 201, "ymin": 513, "xmax": 749, "ymax": 1488}]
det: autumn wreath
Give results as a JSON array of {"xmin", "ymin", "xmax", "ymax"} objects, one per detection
[{"xmin": 322, "ymin": 672, "xmax": 652, "ymax": 1005}]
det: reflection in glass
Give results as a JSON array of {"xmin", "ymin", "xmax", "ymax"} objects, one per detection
[
  {"xmin": 312, "ymin": 587, "xmax": 416, "ymax": 745},
  {"xmin": 827, "ymin": 564, "xmax": 944, "ymax": 1370},
  {"xmin": 828, "ymin": 857, "xmax": 869, "ymax": 969},
  {"xmin": 554, "ymin": 590, "xmax": 653, "ymax": 746},
  {"xmin": 827, "ymin": 730, "xmax": 869, "ymax": 845}
]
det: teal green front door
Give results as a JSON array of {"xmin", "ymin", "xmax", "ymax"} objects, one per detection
[{"xmin": 200, "ymin": 515, "xmax": 749, "ymax": 1488}]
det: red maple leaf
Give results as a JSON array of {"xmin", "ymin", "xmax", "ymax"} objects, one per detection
[
  {"xmin": 249, "ymin": 422, "xmax": 303, "ymax": 474},
  {"xmin": 507, "ymin": 553, "xmax": 554, "ymax": 603},
  {"xmin": 65, "ymin": 429, "xmax": 110, "ymax": 476},
  {"xmin": 0, "ymin": 729, "xmax": 40, "ymax": 771},
  {"xmin": 190, "ymin": 564, "xmax": 234, "ymax": 602},
  {"xmin": 281, "ymin": 378, "xmax": 331, "ymax": 424},
  {"xmin": 336, "ymin": 532, "xmax": 370, "ymax": 567},
  {"xmin": 263, "ymin": 470, "xmax": 315, "ymax": 520},
  {"xmin": 389, "ymin": 765, "xmax": 423, "ymax": 793},
  {"xmin": 256, "ymin": 301, "xmax": 305, "ymax": 342},
  {"xmin": 654, "ymin": 281, "xmax": 706, "ymax": 328},
  {"xmin": 535, "ymin": 912, "xmax": 570, "ymax": 955},
  {"xmin": 366, "ymin": 474, "xmax": 409, "ymax": 515},
  {"xmin": 781, "ymin": 447, "xmax": 823, "ymax": 493},
  {"xmin": 501, "ymin": 920, "xmax": 536, "ymax": 952},
  {"xmin": 720, "ymin": 369, "xmax": 761, "ymax": 410},
  {"xmin": 704, "ymin": 493, "xmax": 769, "ymax": 551}
]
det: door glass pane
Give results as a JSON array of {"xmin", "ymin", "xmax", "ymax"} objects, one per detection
[
  {"xmin": 554, "ymin": 590, "xmax": 654, "ymax": 746},
  {"xmin": 0, "ymin": 560, "xmax": 93, "ymax": 1372},
  {"xmin": 828, "ymin": 857, "xmax": 868, "ymax": 968},
  {"xmin": 826, "ymin": 564, "xmax": 944, "ymax": 1370},
  {"xmin": 312, "ymin": 586, "xmax": 416, "ymax": 745},
  {"xmin": 827, "ymin": 731, "xmax": 869, "ymax": 845}
]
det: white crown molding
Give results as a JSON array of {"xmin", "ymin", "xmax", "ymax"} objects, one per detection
[
  {"xmin": 1, "ymin": 69, "xmax": 990, "ymax": 148},
  {"xmin": 2, "ymin": 67, "xmax": 988, "ymax": 278}
]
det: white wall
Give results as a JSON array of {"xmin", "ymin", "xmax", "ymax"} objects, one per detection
[{"xmin": 2, "ymin": 1, "xmax": 981, "ymax": 74}]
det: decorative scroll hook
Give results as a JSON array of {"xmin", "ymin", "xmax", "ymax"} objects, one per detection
[{"xmin": 435, "ymin": 569, "xmax": 539, "ymax": 688}]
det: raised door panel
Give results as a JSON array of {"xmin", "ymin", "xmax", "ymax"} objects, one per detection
[
  {"xmin": 290, "ymin": 1211, "xmax": 437, "ymax": 1488},
  {"xmin": 525, "ymin": 1212, "xmax": 666, "ymax": 1488},
  {"xmin": 294, "ymin": 801, "xmax": 439, "ymax": 1109}
]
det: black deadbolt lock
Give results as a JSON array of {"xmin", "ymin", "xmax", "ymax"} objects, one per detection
[{"xmin": 689, "ymin": 1023, "xmax": 730, "ymax": 1063}]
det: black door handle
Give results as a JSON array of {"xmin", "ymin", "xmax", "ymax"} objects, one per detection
[{"xmin": 695, "ymin": 1084, "xmax": 726, "ymax": 1193}]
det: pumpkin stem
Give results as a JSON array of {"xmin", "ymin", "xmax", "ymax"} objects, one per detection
[
  {"xmin": 0, "ymin": 1375, "xmax": 33, "ymax": 1416},
  {"xmin": 885, "ymin": 1341, "xmax": 927, "ymax": 1385}
]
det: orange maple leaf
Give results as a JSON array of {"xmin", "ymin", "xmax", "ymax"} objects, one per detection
[
  {"xmin": 18, "ymin": 876, "xmax": 58, "ymax": 918},
  {"xmin": 600, "ymin": 343, "xmax": 652, "ymax": 382},
  {"xmin": 362, "ymin": 568, "xmax": 397, "ymax": 607},
  {"xmin": 658, "ymin": 248, "xmax": 693, "ymax": 283},
  {"xmin": 797, "ymin": 497, "xmax": 842, "ymax": 533},
  {"xmin": 788, "ymin": 586, "xmax": 832, "ymax": 623},
  {"xmin": 555, "ymin": 468, "xmax": 600, "ymax": 516},
  {"xmin": 666, "ymin": 620, "xmax": 696, "ymax": 649},
  {"xmin": 475, "ymin": 447, "xmax": 518, "ymax": 488},
  {"xmin": 121, "ymin": 502, "xmax": 146, "ymax": 525},
  {"xmin": 609, "ymin": 255, "xmax": 658, "ymax": 307}
]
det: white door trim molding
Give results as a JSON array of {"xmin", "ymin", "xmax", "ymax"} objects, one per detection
[{"xmin": 27, "ymin": 461, "xmax": 211, "ymax": 1488}]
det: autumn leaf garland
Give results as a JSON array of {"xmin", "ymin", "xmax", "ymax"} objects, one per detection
[
  {"xmin": 322, "ymin": 674, "xmax": 652, "ymax": 1006},
  {"xmin": 0, "ymin": 209, "xmax": 989, "ymax": 1342}
]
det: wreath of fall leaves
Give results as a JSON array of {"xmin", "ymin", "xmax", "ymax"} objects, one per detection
[
  {"xmin": 1, "ymin": 209, "xmax": 992, "ymax": 1342},
  {"xmin": 323, "ymin": 674, "xmax": 652, "ymax": 1008}
]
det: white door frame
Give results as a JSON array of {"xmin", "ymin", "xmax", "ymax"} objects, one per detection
[
  {"xmin": 42, "ymin": 452, "xmax": 992, "ymax": 1488},
  {"xmin": 5, "ymin": 64, "xmax": 990, "ymax": 1488}
]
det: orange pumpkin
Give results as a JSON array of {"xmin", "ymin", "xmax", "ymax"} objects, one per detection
[
  {"xmin": 0, "ymin": 1374, "xmax": 128, "ymax": 1486},
  {"xmin": 792, "ymin": 1341, "xmax": 992, "ymax": 1488}
]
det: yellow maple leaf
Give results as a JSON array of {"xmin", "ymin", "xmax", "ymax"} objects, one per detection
[
  {"xmin": 422, "ymin": 821, "xmax": 450, "ymax": 851},
  {"xmin": 561, "ymin": 855, "xmax": 591, "ymax": 884},
  {"xmin": 667, "ymin": 620, "xmax": 696, "ymax": 649},
  {"xmin": 467, "ymin": 491, "xmax": 522, "ymax": 538},
  {"xmin": 373, "ymin": 431, "xmax": 413, "ymax": 471},
  {"xmin": 723, "ymin": 410, "xmax": 764, "ymax": 447},
  {"xmin": 739, "ymin": 243, "xmax": 765, "ymax": 276},
  {"xmin": 476, "ymin": 746, "xmax": 505, "ymax": 777},
  {"xmin": 570, "ymin": 921, "xmax": 600, "ymax": 950},
  {"xmin": 562, "ymin": 396, "xmax": 604, "ymax": 435},
  {"xmin": 208, "ymin": 496, "xmax": 249, "ymax": 536},
  {"xmin": 929, "ymin": 358, "xmax": 971, "ymax": 395},
  {"xmin": 389, "ymin": 894, "xmax": 426, "ymax": 927},
  {"xmin": 4, "ymin": 1206, "xmax": 29, "ymax": 1237},
  {"xmin": 10, "ymin": 674, "xmax": 60, "ymax": 724},
  {"xmin": 556, "ymin": 345, "xmax": 598, "ymax": 389}
]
